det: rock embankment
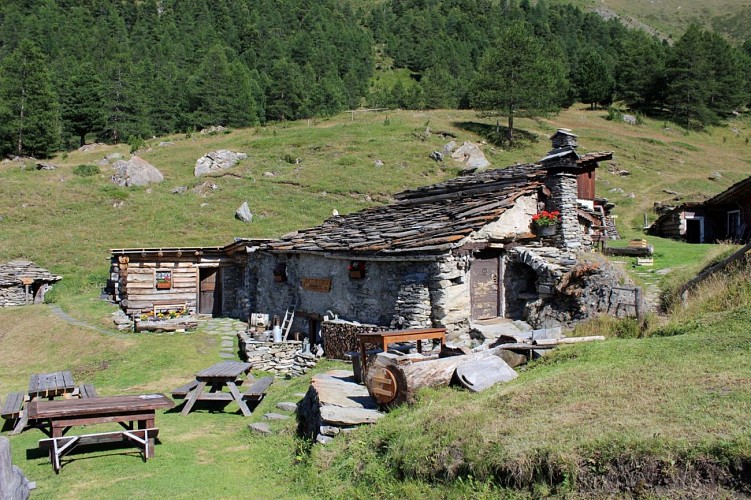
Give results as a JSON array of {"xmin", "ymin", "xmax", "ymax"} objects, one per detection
[
  {"xmin": 237, "ymin": 332, "xmax": 319, "ymax": 377},
  {"xmin": 297, "ymin": 370, "xmax": 383, "ymax": 444}
]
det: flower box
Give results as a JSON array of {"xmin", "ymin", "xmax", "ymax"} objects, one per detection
[
  {"xmin": 156, "ymin": 281, "xmax": 172, "ymax": 289},
  {"xmin": 349, "ymin": 270, "xmax": 364, "ymax": 279},
  {"xmin": 348, "ymin": 261, "xmax": 365, "ymax": 279},
  {"xmin": 534, "ymin": 224, "xmax": 556, "ymax": 237}
]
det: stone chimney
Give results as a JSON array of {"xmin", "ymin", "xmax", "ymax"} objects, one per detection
[{"xmin": 550, "ymin": 129, "xmax": 578, "ymax": 150}]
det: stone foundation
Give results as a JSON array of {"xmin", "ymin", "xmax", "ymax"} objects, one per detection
[{"xmin": 237, "ymin": 333, "xmax": 318, "ymax": 377}]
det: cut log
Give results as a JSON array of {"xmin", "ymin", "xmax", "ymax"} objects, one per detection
[
  {"xmin": 364, "ymin": 347, "xmax": 507, "ymax": 407},
  {"xmin": 455, "ymin": 357, "xmax": 517, "ymax": 393}
]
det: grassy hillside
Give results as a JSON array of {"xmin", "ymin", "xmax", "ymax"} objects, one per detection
[
  {"xmin": 308, "ymin": 256, "xmax": 751, "ymax": 497},
  {"xmin": 554, "ymin": 0, "xmax": 751, "ymax": 42}
]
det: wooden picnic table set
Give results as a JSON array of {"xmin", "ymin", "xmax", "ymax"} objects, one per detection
[{"xmin": 1, "ymin": 362, "xmax": 273, "ymax": 473}]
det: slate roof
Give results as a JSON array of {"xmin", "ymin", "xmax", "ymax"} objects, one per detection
[
  {"xmin": 0, "ymin": 261, "xmax": 62, "ymax": 286},
  {"xmin": 266, "ymin": 163, "xmax": 546, "ymax": 256}
]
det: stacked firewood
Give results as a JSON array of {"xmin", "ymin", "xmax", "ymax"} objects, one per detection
[{"xmin": 320, "ymin": 320, "xmax": 388, "ymax": 360}]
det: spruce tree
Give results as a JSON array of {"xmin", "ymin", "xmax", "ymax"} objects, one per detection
[
  {"xmin": 470, "ymin": 22, "xmax": 566, "ymax": 141},
  {"xmin": 0, "ymin": 40, "xmax": 60, "ymax": 157},
  {"xmin": 571, "ymin": 48, "xmax": 614, "ymax": 109},
  {"xmin": 61, "ymin": 62, "xmax": 106, "ymax": 147}
]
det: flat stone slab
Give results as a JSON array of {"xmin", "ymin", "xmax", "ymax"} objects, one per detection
[
  {"xmin": 276, "ymin": 402, "xmax": 298, "ymax": 413},
  {"xmin": 456, "ymin": 356, "xmax": 518, "ymax": 393},
  {"xmin": 219, "ymin": 353, "xmax": 236, "ymax": 359},
  {"xmin": 320, "ymin": 405, "xmax": 384, "ymax": 426},
  {"xmin": 316, "ymin": 434, "xmax": 334, "ymax": 445},
  {"xmin": 311, "ymin": 370, "xmax": 377, "ymax": 410},
  {"xmin": 221, "ymin": 340, "xmax": 234, "ymax": 347},
  {"xmin": 263, "ymin": 413, "xmax": 290, "ymax": 420},
  {"xmin": 248, "ymin": 422, "xmax": 272, "ymax": 435}
]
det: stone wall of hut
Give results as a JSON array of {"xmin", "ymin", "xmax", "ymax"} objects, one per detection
[
  {"xmin": 0, "ymin": 285, "xmax": 30, "ymax": 307},
  {"xmin": 247, "ymin": 252, "xmax": 485, "ymax": 339}
]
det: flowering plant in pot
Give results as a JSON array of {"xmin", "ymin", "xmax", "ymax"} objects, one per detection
[{"xmin": 532, "ymin": 210, "xmax": 560, "ymax": 235}]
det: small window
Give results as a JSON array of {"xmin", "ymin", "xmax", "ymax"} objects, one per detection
[{"xmin": 155, "ymin": 270, "xmax": 172, "ymax": 290}]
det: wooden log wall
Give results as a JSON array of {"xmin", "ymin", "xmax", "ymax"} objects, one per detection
[{"xmin": 121, "ymin": 260, "xmax": 199, "ymax": 315}]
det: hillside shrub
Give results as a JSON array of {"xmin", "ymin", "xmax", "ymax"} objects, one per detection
[{"xmin": 73, "ymin": 164, "xmax": 100, "ymax": 177}]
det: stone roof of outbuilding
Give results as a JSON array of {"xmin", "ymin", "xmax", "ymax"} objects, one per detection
[
  {"xmin": 264, "ymin": 153, "xmax": 612, "ymax": 257},
  {"xmin": 0, "ymin": 261, "xmax": 62, "ymax": 286}
]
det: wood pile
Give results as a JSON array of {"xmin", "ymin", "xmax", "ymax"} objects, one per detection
[
  {"xmin": 237, "ymin": 332, "xmax": 319, "ymax": 377},
  {"xmin": 321, "ymin": 320, "xmax": 388, "ymax": 360}
]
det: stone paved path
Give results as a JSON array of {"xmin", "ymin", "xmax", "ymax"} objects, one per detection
[
  {"xmin": 48, "ymin": 305, "xmax": 117, "ymax": 336},
  {"xmin": 197, "ymin": 317, "xmax": 247, "ymax": 361}
]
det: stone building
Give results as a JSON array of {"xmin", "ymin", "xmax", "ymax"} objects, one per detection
[
  {"xmin": 111, "ymin": 130, "xmax": 632, "ymax": 340},
  {"xmin": 0, "ymin": 261, "xmax": 62, "ymax": 307}
]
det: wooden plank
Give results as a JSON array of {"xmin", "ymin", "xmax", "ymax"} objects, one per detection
[{"xmin": 27, "ymin": 394, "xmax": 174, "ymax": 419}]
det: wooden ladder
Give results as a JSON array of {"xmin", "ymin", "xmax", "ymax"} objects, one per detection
[{"xmin": 281, "ymin": 298, "xmax": 298, "ymax": 341}]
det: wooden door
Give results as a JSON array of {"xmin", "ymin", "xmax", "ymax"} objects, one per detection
[
  {"xmin": 471, "ymin": 253, "xmax": 502, "ymax": 320},
  {"xmin": 199, "ymin": 268, "xmax": 222, "ymax": 316}
]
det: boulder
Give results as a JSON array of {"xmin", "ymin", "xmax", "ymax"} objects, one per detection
[
  {"xmin": 0, "ymin": 437, "xmax": 34, "ymax": 500},
  {"xmin": 442, "ymin": 141, "xmax": 456, "ymax": 155},
  {"xmin": 451, "ymin": 141, "xmax": 490, "ymax": 170},
  {"xmin": 235, "ymin": 202, "xmax": 253, "ymax": 222},
  {"xmin": 192, "ymin": 181, "xmax": 219, "ymax": 197},
  {"xmin": 428, "ymin": 151, "xmax": 444, "ymax": 162},
  {"xmin": 622, "ymin": 114, "xmax": 637, "ymax": 125},
  {"xmin": 36, "ymin": 162, "xmax": 56, "ymax": 170},
  {"xmin": 111, "ymin": 156, "xmax": 163, "ymax": 187},
  {"xmin": 194, "ymin": 150, "xmax": 247, "ymax": 177},
  {"xmin": 455, "ymin": 356, "xmax": 518, "ymax": 392}
]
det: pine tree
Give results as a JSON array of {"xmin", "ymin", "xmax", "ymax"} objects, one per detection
[
  {"xmin": 470, "ymin": 22, "xmax": 567, "ymax": 141},
  {"xmin": 571, "ymin": 48, "xmax": 614, "ymax": 109},
  {"xmin": 61, "ymin": 61, "xmax": 106, "ymax": 147},
  {"xmin": 0, "ymin": 40, "xmax": 60, "ymax": 157}
]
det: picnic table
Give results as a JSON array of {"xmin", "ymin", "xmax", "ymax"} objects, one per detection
[
  {"xmin": 173, "ymin": 361, "xmax": 273, "ymax": 417},
  {"xmin": 27, "ymin": 394, "xmax": 174, "ymax": 473},
  {"xmin": 2, "ymin": 371, "xmax": 97, "ymax": 435},
  {"xmin": 357, "ymin": 328, "xmax": 447, "ymax": 373}
]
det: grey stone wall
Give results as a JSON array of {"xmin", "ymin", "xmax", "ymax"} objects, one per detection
[
  {"xmin": 0, "ymin": 286, "xmax": 28, "ymax": 307},
  {"xmin": 248, "ymin": 253, "xmax": 467, "ymax": 337},
  {"xmin": 221, "ymin": 262, "xmax": 253, "ymax": 320}
]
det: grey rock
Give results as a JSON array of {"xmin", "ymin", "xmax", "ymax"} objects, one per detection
[
  {"xmin": 192, "ymin": 181, "xmax": 219, "ymax": 197},
  {"xmin": 200, "ymin": 126, "xmax": 226, "ymax": 134},
  {"xmin": 622, "ymin": 114, "xmax": 637, "ymax": 125},
  {"xmin": 627, "ymin": 192, "xmax": 636, "ymax": 199},
  {"xmin": 111, "ymin": 156, "xmax": 163, "ymax": 187},
  {"xmin": 105, "ymin": 152, "xmax": 123, "ymax": 162},
  {"xmin": 442, "ymin": 141, "xmax": 456, "ymax": 155},
  {"xmin": 451, "ymin": 141, "xmax": 490, "ymax": 169},
  {"xmin": 662, "ymin": 189, "xmax": 679, "ymax": 195},
  {"xmin": 618, "ymin": 170, "xmax": 630, "ymax": 176},
  {"xmin": 194, "ymin": 149, "xmax": 247, "ymax": 177},
  {"xmin": 276, "ymin": 402, "xmax": 298, "ymax": 413},
  {"xmin": 429, "ymin": 151, "xmax": 444, "ymax": 162},
  {"xmin": 456, "ymin": 356, "xmax": 518, "ymax": 393},
  {"xmin": 320, "ymin": 406, "xmax": 384, "ymax": 426},
  {"xmin": 0, "ymin": 436, "xmax": 34, "ymax": 500},
  {"xmin": 609, "ymin": 187, "xmax": 624, "ymax": 193},
  {"xmin": 36, "ymin": 162, "xmax": 56, "ymax": 170},
  {"xmin": 374, "ymin": 159, "xmax": 384, "ymax": 167},
  {"xmin": 263, "ymin": 412, "xmax": 290, "ymax": 420},
  {"xmin": 97, "ymin": 158, "xmax": 110, "ymax": 167},
  {"xmin": 316, "ymin": 434, "xmax": 334, "ymax": 445},
  {"xmin": 248, "ymin": 422, "xmax": 272, "ymax": 435},
  {"xmin": 158, "ymin": 141, "xmax": 174, "ymax": 147},
  {"xmin": 171, "ymin": 186, "xmax": 188, "ymax": 195},
  {"xmin": 709, "ymin": 171, "xmax": 722, "ymax": 181},
  {"xmin": 319, "ymin": 425, "xmax": 340, "ymax": 437},
  {"xmin": 263, "ymin": 171, "xmax": 276, "ymax": 177},
  {"xmin": 235, "ymin": 202, "xmax": 253, "ymax": 223}
]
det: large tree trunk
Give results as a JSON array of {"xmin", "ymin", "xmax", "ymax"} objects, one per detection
[{"xmin": 364, "ymin": 348, "xmax": 508, "ymax": 408}]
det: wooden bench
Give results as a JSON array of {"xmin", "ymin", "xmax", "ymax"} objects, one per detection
[
  {"xmin": 39, "ymin": 428, "xmax": 159, "ymax": 473},
  {"xmin": 78, "ymin": 384, "xmax": 98, "ymax": 399},
  {"xmin": 1, "ymin": 392, "xmax": 25, "ymax": 420},
  {"xmin": 171, "ymin": 380, "xmax": 199, "ymax": 399},
  {"xmin": 242, "ymin": 377, "xmax": 274, "ymax": 401}
]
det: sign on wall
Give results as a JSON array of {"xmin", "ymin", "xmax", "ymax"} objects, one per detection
[{"xmin": 302, "ymin": 278, "xmax": 331, "ymax": 293}]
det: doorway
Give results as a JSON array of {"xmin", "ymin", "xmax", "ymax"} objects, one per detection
[
  {"xmin": 685, "ymin": 217, "xmax": 704, "ymax": 243},
  {"xmin": 199, "ymin": 268, "xmax": 222, "ymax": 316},
  {"xmin": 470, "ymin": 251, "xmax": 504, "ymax": 320}
]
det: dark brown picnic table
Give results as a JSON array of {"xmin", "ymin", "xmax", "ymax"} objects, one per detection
[
  {"xmin": 180, "ymin": 361, "xmax": 254, "ymax": 416},
  {"xmin": 28, "ymin": 371, "xmax": 77, "ymax": 400},
  {"xmin": 27, "ymin": 394, "xmax": 174, "ymax": 473}
]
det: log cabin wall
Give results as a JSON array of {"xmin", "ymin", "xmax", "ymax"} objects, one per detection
[{"xmin": 118, "ymin": 257, "xmax": 199, "ymax": 315}]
